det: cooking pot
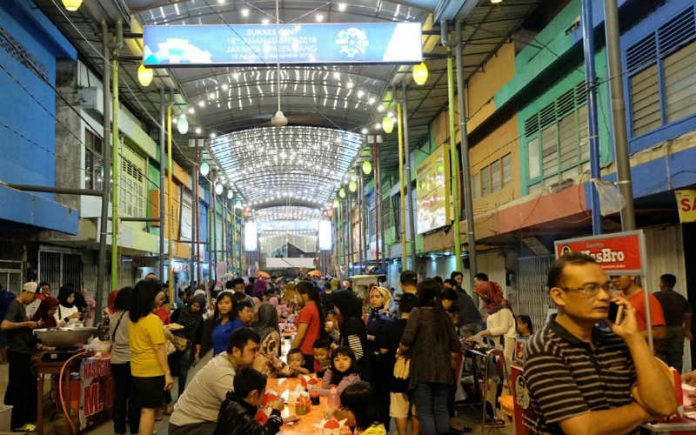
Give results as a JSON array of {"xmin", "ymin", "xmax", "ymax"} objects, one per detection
[{"xmin": 34, "ymin": 327, "xmax": 97, "ymax": 348}]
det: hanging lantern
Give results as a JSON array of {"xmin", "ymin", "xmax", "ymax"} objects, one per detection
[
  {"xmin": 215, "ymin": 183, "xmax": 224, "ymax": 195},
  {"xmin": 362, "ymin": 160, "xmax": 373, "ymax": 175},
  {"xmin": 339, "ymin": 188, "xmax": 346, "ymax": 198},
  {"xmin": 200, "ymin": 162, "xmax": 210, "ymax": 176},
  {"xmin": 227, "ymin": 190, "xmax": 233, "ymax": 199},
  {"xmin": 62, "ymin": 0, "xmax": 82, "ymax": 11},
  {"xmin": 333, "ymin": 199, "xmax": 340, "ymax": 208},
  {"xmin": 176, "ymin": 114, "xmax": 189, "ymax": 135},
  {"xmin": 412, "ymin": 62, "xmax": 429, "ymax": 86},
  {"xmin": 348, "ymin": 180, "xmax": 357, "ymax": 193},
  {"xmin": 382, "ymin": 115, "xmax": 395, "ymax": 134},
  {"xmin": 137, "ymin": 64, "xmax": 154, "ymax": 87}
]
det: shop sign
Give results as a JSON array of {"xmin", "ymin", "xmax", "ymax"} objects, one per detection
[
  {"xmin": 79, "ymin": 357, "xmax": 113, "ymax": 430},
  {"xmin": 510, "ymin": 365, "xmax": 534, "ymax": 435},
  {"xmin": 675, "ymin": 189, "xmax": 696, "ymax": 223},
  {"xmin": 143, "ymin": 23, "xmax": 422, "ymax": 66},
  {"xmin": 554, "ymin": 230, "xmax": 645, "ymax": 274}
]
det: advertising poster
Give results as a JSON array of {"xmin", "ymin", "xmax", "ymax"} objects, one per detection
[
  {"xmin": 554, "ymin": 231, "xmax": 644, "ymax": 274},
  {"xmin": 416, "ymin": 144, "xmax": 450, "ymax": 234}
]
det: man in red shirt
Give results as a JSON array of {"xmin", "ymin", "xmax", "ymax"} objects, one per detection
[{"xmin": 613, "ymin": 275, "xmax": 666, "ymax": 341}]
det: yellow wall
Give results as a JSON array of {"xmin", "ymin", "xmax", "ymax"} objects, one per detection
[{"xmin": 470, "ymin": 115, "xmax": 520, "ymax": 216}]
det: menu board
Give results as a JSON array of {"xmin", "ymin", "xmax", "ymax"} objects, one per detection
[{"xmin": 416, "ymin": 144, "xmax": 450, "ymax": 234}]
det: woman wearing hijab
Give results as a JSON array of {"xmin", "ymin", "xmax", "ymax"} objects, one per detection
[
  {"xmin": 32, "ymin": 297, "xmax": 59, "ymax": 328},
  {"xmin": 471, "ymin": 281, "xmax": 515, "ymax": 368},
  {"xmin": 166, "ymin": 294, "xmax": 206, "ymax": 409},
  {"xmin": 55, "ymin": 285, "xmax": 82, "ymax": 327},
  {"xmin": 254, "ymin": 302, "xmax": 290, "ymax": 376}
]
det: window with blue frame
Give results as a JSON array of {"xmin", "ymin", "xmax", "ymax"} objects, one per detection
[
  {"xmin": 524, "ymin": 81, "xmax": 589, "ymax": 186},
  {"xmin": 626, "ymin": 5, "xmax": 696, "ymax": 138}
]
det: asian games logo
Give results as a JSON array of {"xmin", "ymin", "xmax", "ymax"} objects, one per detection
[{"xmin": 336, "ymin": 27, "xmax": 369, "ymax": 58}]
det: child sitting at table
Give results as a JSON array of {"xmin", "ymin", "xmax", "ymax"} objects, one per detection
[
  {"xmin": 214, "ymin": 368, "xmax": 285, "ymax": 435},
  {"xmin": 287, "ymin": 348, "xmax": 311, "ymax": 376},
  {"xmin": 341, "ymin": 382, "xmax": 387, "ymax": 435},
  {"xmin": 312, "ymin": 338, "xmax": 331, "ymax": 377},
  {"xmin": 319, "ymin": 346, "xmax": 361, "ymax": 396}
]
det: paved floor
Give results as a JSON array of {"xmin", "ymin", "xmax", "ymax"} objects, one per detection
[{"xmin": 0, "ymin": 361, "xmax": 513, "ymax": 434}]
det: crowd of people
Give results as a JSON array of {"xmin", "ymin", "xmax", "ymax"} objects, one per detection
[{"xmin": 0, "ymin": 258, "xmax": 692, "ymax": 434}]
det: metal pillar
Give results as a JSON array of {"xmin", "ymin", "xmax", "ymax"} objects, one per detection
[
  {"xmin": 347, "ymin": 190, "xmax": 353, "ymax": 275},
  {"xmin": 167, "ymin": 91, "xmax": 174, "ymax": 303},
  {"xmin": 604, "ymin": 0, "xmax": 636, "ymax": 230},
  {"xmin": 211, "ymin": 178, "xmax": 218, "ymax": 283},
  {"xmin": 158, "ymin": 88, "xmax": 166, "ymax": 281},
  {"xmin": 191, "ymin": 141, "xmax": 198, "ymax": 286},
  {"xmin": 96, "ymin": 20, "xmax": 111, "ymax": 318},
  {"xmin": 402, "ymin": 82, "xmax": 417, "ymax": 271},
  {"xmin": 455, "ymin": 21, "xmax": 478, "ymax": 291},
  {"xmin": 372, "ymin": 136, "xmax": 381, "ymax": 263},
  {"xmin": 110, "ymin": 20, "xmax": 122, "ymax": 292},
  {"xmin": 195, "ymin": 140, "xmax": 201, "ymax": 284},
  {"xmin": 447, "ymin": 56, "xmax": 463, "ymax": 271},
  {"xmin": 581, "ymin": 0, "xmax": 604, "ymax": 235},
  {"xmin": 397, "ymin": 102, "xmax": 408, "ymax": 270}
]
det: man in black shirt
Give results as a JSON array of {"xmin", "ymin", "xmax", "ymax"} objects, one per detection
[
  {"xmin": 654, "ymin": 273, "xmax": 692, "ymax": 371},
  {"xmin": 448, "ymin": 272, "xmax": 481, "ymax": 337},
  {"xmin": 1, "ymin": 282, "xmax": 40, "ymax": 431},
  {"xmin": 524, "ymin": 253, "xmax": 676, "ymax": 435}
]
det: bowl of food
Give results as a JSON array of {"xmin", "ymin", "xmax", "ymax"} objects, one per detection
[{"xmin": 34, "ymin": 327, "xmax": 97, "ymax": 348}]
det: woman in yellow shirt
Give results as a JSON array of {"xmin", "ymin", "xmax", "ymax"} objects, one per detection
[{"xmin": 129, "ymin": 279, "xmax": 173, "ymax": 435}]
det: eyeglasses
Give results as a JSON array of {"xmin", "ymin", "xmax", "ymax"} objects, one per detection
[{"xmin": 560, "ymin": 281, "xmax": 615, "ymax": 296}]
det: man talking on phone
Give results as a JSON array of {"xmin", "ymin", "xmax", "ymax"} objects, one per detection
[{"xmin": 523, "ymin": 253, "xmax": 676, "ymax": 435}]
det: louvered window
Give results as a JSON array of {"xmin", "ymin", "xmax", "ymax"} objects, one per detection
[
  {"xmin": 473, "ymin": 171, "xmax": 481, "ymax": 198},
  {"xmin": 524, "ymin": 80, "xmax": 590, "ymax": 185},
  {"xmin": 120, "ymin": 155, "xmax": 146, "ymax": 218},
  {"xmin": 481, "ymin": 165, "xmax": 491, "ymax": 196},
  {"xmin": 627, "ymin": 6, "xmax": 696, "ymax": 136},
  {"xmin": 502, "ymin": 154, "xmax": 512, "ymax": 186}
]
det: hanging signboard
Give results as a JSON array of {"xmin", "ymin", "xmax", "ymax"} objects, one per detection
[
  {"xmin": 553, "ymin": 230, "xmax": 645, "ymax": 275},
  {"xmin": 143, "ymin": 23, "xmax": 422, "ymax": 66},
  {"xmin": 675, "ymin": 189, "xmax": 696, "ymax": 223}
]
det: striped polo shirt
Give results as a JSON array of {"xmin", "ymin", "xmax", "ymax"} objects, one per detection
[{"xmin": 523, "ymin": 320, "xmax": 636, "ymax": 435}]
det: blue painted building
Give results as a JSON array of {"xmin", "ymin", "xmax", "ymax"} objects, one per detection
[{"xmin": 0, "ymin": 0, "xmax": 78, "ymax": 235}]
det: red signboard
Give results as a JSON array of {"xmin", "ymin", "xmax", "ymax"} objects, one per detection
[{"xmin": 554, "ymin": 231, "xmax": 644, "ymax": 274}]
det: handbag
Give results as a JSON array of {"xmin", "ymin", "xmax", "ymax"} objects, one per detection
[{"xmin": 392, "ymin": 354, "xmax": 411, "ymax": 393}]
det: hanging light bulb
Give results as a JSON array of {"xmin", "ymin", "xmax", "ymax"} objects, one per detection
[
  {"xmin": 176, "ymin": 114, "xmax": 189, "ymax": 134},
  {"xmin": 200, "ymin": 162, "xmax": 210, "ymax": 176},
  {"xmin": 62, "ymin": 0, "xmax": 82, "ymax": 11},
  {"xmin": 348, "ymin": 180, "xmax": 357, "ymax": 193},
  {"xmin": 215, "ymin": 183, "xmax": 224, "ymax": 195},
  {"xmin": 227, "ymin": 190, "xmax": 234, "ymax": 199},
  {"xmin": 339, "ymin": 188, "xmax": 346, "ymax": 198},
  {"xmin": 382, "ymin": 115, "xmax": 395, "ymax": 134},
  {"xmin": 333, "ymin": 199, "xmax": 340, "ymax": 208},
  {"xmin": 362, "ymin": 160, "xmax": 373, "ymax": 175},
  {"xmin": 412, "ymin": 62, "xmax": 429, "ymax": 86},
  {"xmin": 137, "ymin": 64, "xmax": 154, "ymax": 87}
]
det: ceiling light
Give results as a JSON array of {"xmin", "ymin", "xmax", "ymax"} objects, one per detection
[
  {"xmin": 271, "ymin": 110, "xmax": 288, "ymax": 127},
  {"xmin": 413, "ymin": 62, "xmax": 429, "ymax": 85},
  {"xmin": 62, "ymin": 0, "xmax": 82, "ymax": 11},
  {"xmin": 337, "ymin": 2, "xmax": 347, "ymax": 11},
  {"xmin": 176, "ymin": 114, "xmax": 189, "ymax": 135},
  {"xmin": 262, "ymin": 18, "xmax": 270, "ymax": 25},
  {"xmin": 368, "ymin": 97, "xmax": 376, "ymax": 105},
  {"xmin": 197, "ymin": 100, "xmax": 206, "ymax": 108},
  {"xmin": 339, "ymin": 188, "xmax": 346, "ymax": 198},
  {"xmin": 362, "ymin": 160, "xmax": 373, "ymax": 175},
  {"xmin": 491, "ymin": 0, "xmax": 503, "ymax": 3},
  {"xmin": 195, "ymin": 127, "xmax": 202, "ymax": 135},
  {"xmin": 200, "ymin": 162, "xmax": 210, "ymax": 176},
  {"xmin": 382, "ymin": 116, "xmax": 395, "ymax": 134},
  {"xmin": 215, "ymin": 183, "xmax": 224, "ymax": 195},
  {"xmin": 137, "ymin": 63, "xmax": 154, "ymax": 87},
  {"xmin": 221, "ymin": 83, "xmax": 229, "ymax": 91},
  {"xmin": 315, "ymin": 13, "xmax": 325, "ymax": 22},
  {"xmin": 348, "ymin": 180, "xmax": 357, "ymax": 192},
  {"xmin": 227, "ymin": 190, "xmax": 234, "ymax": 199},
  {"xmin": 347, "ymin": 81, "xmax": 354, "ymax": 89},
  {"xmin": 357, "ymin": 89, "xmax": 365, "ymax": 98},
  {"xmin": 377, "ymin": 104, "xmax": 385, "ymax": 112},
  {"xmin": 361, "ymin": 127, "xmax": 368, "ymax": 135},
  {"xmin": 374, "ymin": 123, "xmax": 381, "ymax": 130},
  {"xmin": 209, "ymin": 132, "xmax": 217, "ymax": 139},
  {"xmin": 241, "ymin": 7, "xmax": 250, "ymax": 17},
  {"xmin": 333, "ymin": 71, "xmax": 341, "ymax": 80},
  {"xmin": 333, "ymin": 199, "xmax": 340, "ymax": 208},
  {"xmin": 187, "ymin": 107, "xmax": 195, "ymax": 114}
]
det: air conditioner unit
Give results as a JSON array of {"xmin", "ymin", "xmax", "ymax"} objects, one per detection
[{"xmin": 77, "ymin": 87, "xmax": 103, "ymax": 115}]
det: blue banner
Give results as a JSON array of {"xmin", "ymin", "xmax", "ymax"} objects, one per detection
[{"xmin": 143, "ymin": 22, "xmax": 422, "ymax": 66}]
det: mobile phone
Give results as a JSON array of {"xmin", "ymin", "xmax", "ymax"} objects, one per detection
[{"xmin": 608, "ymin": 301, "xmax": 620, "ymax": 323}]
